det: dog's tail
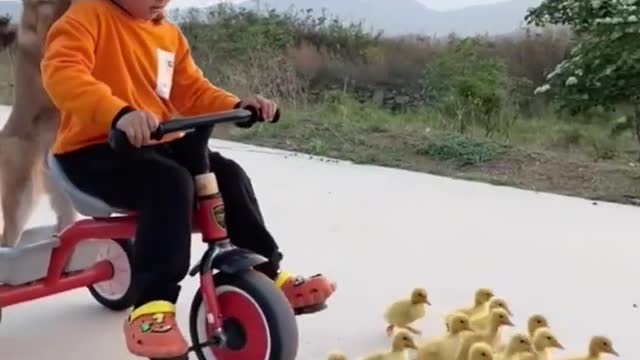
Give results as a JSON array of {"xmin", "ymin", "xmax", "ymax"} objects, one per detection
[{"xmin": 0, "ymin": 15, "xmax": 17, "ymax": 53}]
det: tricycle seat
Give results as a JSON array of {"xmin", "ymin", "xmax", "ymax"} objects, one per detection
[{"xmin": 46, "ymin": 152, "xmax": 127, "ymax": 218}]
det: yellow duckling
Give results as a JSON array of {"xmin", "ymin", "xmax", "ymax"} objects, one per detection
[
  {"xmin": 470, "ymin": 297, "xmax": 514, "ymax": 331},
  {"xmin": 361, "ymin": 329, "xmax": 418, "ymax": 360},
  {"xmin": 446, "ymin": 288, "xmax": 495, "ymax": 329},
  {"xmin": 457, "ymin": 288, "xmax": 496, "ymax": 317},
  {"xmin": 415, "ymin": 312, "xmax": 473, "ymax": 360},
  {"xmin": 527, "ymin": 314, "xmax": 550, "ymax": 338},
  {"xmin": 495, "ymin": 334, "xmax": 534, "ymax": 360},
  {"xmin": 456, "ymin": 309, "xmax": 515, "ymax": 360},
  {"xmin": 384, "ymin": 287, "xmax": 430, "ymax": 336},
  {"xmin": 328, "ymin": 351, "xmax": 349, "ymax": 360},
  {"xmin": 497, "ymin": 314, "xmax": 550, "ymax": 353},
  {"xmin": 469, "ymin": 342, "xmax": 495, "ymax": 360},
  {"xmin": 520, "ymin": 328, "xmax": 564, "ymax": 360},
  {"xmin": 559, "ymin": 336, "xmax": 619, "ymax": 360}
]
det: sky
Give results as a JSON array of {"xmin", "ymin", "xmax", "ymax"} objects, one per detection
[{"xmin": 165, "ymin": 0, "xmax": 511, "ymax": 12}]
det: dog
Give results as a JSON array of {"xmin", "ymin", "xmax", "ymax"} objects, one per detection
[{"xmin": 0, "ymin": 0, "xmax": 77, "ymax": 248}]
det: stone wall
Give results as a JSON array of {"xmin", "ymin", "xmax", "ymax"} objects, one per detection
[{"xmin": 308, "ymin": 83, "xmax": 428, "ymax": 111}]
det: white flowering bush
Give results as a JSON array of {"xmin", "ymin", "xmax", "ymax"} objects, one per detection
[{"xmin": 526, "ymin": 0, "xmax": 640, "ymax": 118}]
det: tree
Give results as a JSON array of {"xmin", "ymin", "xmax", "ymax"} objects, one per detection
[
  {"xmin": 525, "ymin": 0, "xmax": 640, "ymax": 143},
  {"xmin": 424, "ymin": 37, "xmax": 509, "ymax": 135}
]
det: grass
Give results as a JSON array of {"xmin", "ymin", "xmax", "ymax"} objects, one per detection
[{"xmin": 220, "ymin": 96, "xmax": 640, "ymax": 206}]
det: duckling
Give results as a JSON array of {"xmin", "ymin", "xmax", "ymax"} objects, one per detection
[
  {"xmin": 456, "ymin": 309, "xmax": 515, "ymax": 360},
  {"xmin": 559, "ymin": 336, "xmax": 619, "ymax": 360},
  {"xmin": 446, "ymin": 288, "xmax": 495, "ymax": 329},
  {"xmin": 328, "ymin": 351, "xmax": 349, "ymax": 360},
  {"xmin": 497, "ymin": 314, "xmax": 550, "ymax": 353},
  {"xmin": 469, "ymin": 342, "xmax": 495, "ymax": 360},
  {"xmin": 415, "ymin": 312, "xmax": 473, "ymax": 360},
  {"xmin": 384, "ymin": 287, "xmax": 430, "ymax": 336},
  {"xmin": 520, "ymin": 328, "xmax": 564, "ymax": 360},
  {"xmin": 458, "ymin": 288, "xmax": 496, "ymax": 316},
  {"xmin": 496, "ymin": 314, "xmax": 549, "ymax": 353},
  {"xmin": 470, "ymin": 297, "xmax": 514, "ymax": 331},
  {"xmin": 361, "ymin": 329, "xmax": 418, "ymax": 360},
  {"xmin": 495, "ymin": 334, "xmax": 534, "ymax": 360},
  {"xmin": 527, "ymin": 315, "xmax": 550, "ymax": 338}
]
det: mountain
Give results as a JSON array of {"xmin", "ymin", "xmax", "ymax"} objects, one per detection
[
  {"xmin": 245, "ymin": 0, "xmax": 440, "ymax": 35},
  {"xmin": 0, "ymin": 1, "xmax": 22, "ymax": 21},
  {"xmin": 234, "ymin": 0, "xmax": 543, "ymax": 36},
  {"xmin": 430, "ymin": 0, "xmax": 543, "ymax": 36}
]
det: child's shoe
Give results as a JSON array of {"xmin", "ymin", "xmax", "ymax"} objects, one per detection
[
  {"xmin": 275, "ymin": 271, "xmax": 337, "ymax": 315},
  {"xmin": 123, "ymin": 300, "xmax": 189, "ymax": 359}
]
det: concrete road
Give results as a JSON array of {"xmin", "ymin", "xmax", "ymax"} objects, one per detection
[{"xmin": 0, "ymin": 106, "xmax": 637, "ymax": 359}]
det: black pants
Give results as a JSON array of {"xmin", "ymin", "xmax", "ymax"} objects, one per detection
[{"xmin": 54, "ymin": 132, "xmax": 283, "ymax": 307}]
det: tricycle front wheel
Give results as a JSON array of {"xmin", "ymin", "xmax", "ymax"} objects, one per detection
[{"xmin": 189, "ymin": 270, "xmax": 299, "ymax": 360}]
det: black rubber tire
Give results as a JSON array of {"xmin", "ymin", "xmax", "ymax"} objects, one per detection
[
  {"xmin": 88, "ymin": 238, "xmax": 137, "ymax": 311},
  {"xmin": 189, "ymin": 269, "xmax": 299, "ymax": 360}
]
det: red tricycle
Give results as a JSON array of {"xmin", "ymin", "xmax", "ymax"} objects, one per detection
[{"xmin": 0, "ymin": 108, "xmax": 299, "ymax": 360}]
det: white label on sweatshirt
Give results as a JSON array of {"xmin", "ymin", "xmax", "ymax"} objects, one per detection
[{"xmin": 156, "ymin": 48, "xmax": 175, "ymax": 99}]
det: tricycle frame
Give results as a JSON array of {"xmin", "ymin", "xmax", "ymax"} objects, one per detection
[{"xmin": 0, "ymin": 216, "xmax": 136, "ymax": 307}]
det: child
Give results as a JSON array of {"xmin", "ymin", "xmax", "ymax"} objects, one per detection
[{"xmin": 41, "ymin": 0, "xmax": 336, "ymax": 358}]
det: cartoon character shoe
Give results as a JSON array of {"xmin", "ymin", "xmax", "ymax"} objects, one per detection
[
  {"xmin": 123, "ymin": 300, "xmax": 189, "ymax": 359},
  {"xmin": 276, "ymin": 271, "xmax": 337, "ymax": 315}
]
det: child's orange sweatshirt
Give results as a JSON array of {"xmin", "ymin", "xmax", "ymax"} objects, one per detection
[{"xmin": 41, "ymin": 0, "xmax": 241, "ymax": 154}]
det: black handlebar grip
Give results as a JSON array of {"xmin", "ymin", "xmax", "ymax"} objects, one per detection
[
  {"xmin": 236, "ymin": 106, "xmax": 281, "ymax": 128},
  {"xmin": 272, "ymin": 108, "xmax": 281, "ymax": 123},
  {"xmin": 150, "ymin": 123, "xmax": 166, "ymax": 141},
  {"xmin": 108, "ymin": 127, "xmax": 135, "ymax": 153}
]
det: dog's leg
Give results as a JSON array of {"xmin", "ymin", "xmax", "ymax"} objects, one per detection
[
  {"xmin": 0, "ymin": 140, "xmax": 39, "ymax": 248},
  {"xmin": 1, "ymin": 175, "xmax": 36, "ymax": 248}
]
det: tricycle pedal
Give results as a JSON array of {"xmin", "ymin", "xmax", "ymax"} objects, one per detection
[{"xmin": 188, "ymin": 333, "xmax": 226, "ymax": 352}]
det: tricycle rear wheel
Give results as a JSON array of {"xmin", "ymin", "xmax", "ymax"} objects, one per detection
[
  {"xmin": 88, "ymin": 238, "xmax": 136, "ymax": 311},
  {"xmin": 189, "ymin": 270, "xmax": 299, "ymax": 360}
]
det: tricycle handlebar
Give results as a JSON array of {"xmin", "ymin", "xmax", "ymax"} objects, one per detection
[{"xmin": 108, "ymin": 106, "xmax": 280, "ymax": 152}]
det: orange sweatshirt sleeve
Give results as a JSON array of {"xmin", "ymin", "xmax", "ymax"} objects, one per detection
[
  {"xmin": 170, "ymin": 31, "xmax": 241, "ymax": 116},
  {"xmin": 41, "ymin": 13, "xmax": 131, "ymax": 129}
]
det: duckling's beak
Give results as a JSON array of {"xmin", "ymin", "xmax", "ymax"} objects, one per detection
[
  {"xmin": 408, "ymin": 341, "xmax": 418, "ymax": 350},
  {"xmin": 608, "ymin": 348, "xmax": 619, "ymax": 357},
  {"xmin": 505, "ymin": 307, "xmax": 513, "ymax": 316},
  {"xmin": 505, "ymin": 318, "xmax": 515, "ymax": 326},
  {"xmin": 555, "ymin": 342, "xmax": 565, "ymax": 350},
  {"xmin": 424, "ymin": 298, "xmax": 431, "ymax": 305}
]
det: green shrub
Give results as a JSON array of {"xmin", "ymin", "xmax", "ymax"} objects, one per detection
[{"xmin": 416, "ymin": 134, "xmax": 510, "ymax": 166}]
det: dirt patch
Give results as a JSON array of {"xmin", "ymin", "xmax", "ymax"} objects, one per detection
[{"xmin": 472, "ymin": 152, "xmax": 597, "ymax": 194}]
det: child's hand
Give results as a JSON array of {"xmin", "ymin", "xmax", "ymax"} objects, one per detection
[
  {"xmin": 238, "ymin": 96, "xmax": 278, "ymax": 122},
  {"xmin": 116, "ymin": 110, "xmax": 159, "ymax": 147}
]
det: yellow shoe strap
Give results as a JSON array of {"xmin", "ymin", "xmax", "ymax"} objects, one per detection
[
  {"xmin": 129, "ymin": 300, "xmax": 176, "ymax": 323},
  {"xmin": 275, "ymin": 271, "xmax": 295, "ymax": 288}
]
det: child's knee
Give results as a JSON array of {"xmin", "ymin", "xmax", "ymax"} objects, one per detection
[{"xmin": 155, "ymin": 166, "xmax": 194, "ymax": 207}]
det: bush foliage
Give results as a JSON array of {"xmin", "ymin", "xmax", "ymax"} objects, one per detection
[{"xmin": 169, "ymin": 3, "xmax": 639, "ymax": 151}]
